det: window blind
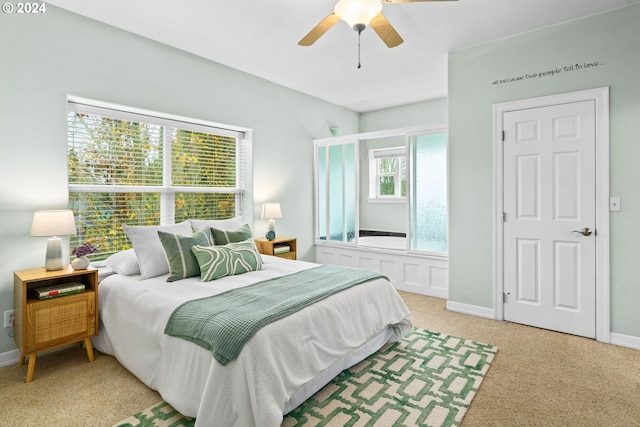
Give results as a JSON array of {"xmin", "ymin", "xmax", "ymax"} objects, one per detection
[{"xmin": 68, "ymin": 100, "xmax": 244, "ymax": 260}]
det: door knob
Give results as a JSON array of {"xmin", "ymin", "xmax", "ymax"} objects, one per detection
[{"xmin": 572, "ymin": 228, "xmax": 592, "ymax": 236}]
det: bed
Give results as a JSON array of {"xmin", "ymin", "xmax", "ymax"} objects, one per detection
[{"xmin": 93, "ymin": 220, "xmax": 413, "ymax": 426}]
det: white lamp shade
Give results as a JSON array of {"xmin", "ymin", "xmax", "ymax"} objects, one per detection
[
  {"xmin": 334, "ymin": 0, "xmax": 382, "ymax": 28},
  {"xmin": 31, "ymin": 210, "xmax": 76, "ymax": 271},
  {"xmin": 31, "ymin": 210, "xmax": 77, "ymax": 237},
  {"xmin": 261, "ymin": 203, "xmax": 282, "ymax": 220}
]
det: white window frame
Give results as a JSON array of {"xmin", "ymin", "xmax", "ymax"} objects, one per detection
[{"xmin": 368, "ymin": 146, "xmax": 406, "ymax": 203}]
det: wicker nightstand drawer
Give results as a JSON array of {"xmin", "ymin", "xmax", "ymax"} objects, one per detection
[{"xmin": 27, "ymin": 292, "xmax": 96, "ymax": 351}]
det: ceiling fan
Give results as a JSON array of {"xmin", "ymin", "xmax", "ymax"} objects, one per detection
[{"xmin": 298, "ymin": 0, "xmax": 458, "ymax": 49}]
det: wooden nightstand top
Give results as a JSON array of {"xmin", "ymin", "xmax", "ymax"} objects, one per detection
[
  {"xmin": 14, "ymin": 265, "xmax": 98, "ymax": 282},
  {"xmin": 254, "ymin": 237, "xmax": 295, "ymax": 245}
]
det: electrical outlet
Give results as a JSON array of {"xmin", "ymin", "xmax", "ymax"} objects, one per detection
[{"xmin": 4, "ymin": 310, "xmax": 14, "ymax": 329}]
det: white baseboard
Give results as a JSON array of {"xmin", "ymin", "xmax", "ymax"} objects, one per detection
[
  {"xmin": 446, "ymin": 300, "xmax": 495, "ymax": 319},
  {"xmin": 0, "ymin": 349, "xmax": 20, "ymax": 368},
  {"xmin": 610, "ymin": 332, "xmax": 640, "ymax": 350},
  {"xmin": 445, "ymin": 300, "xmax": 640, "ymax": 352}
]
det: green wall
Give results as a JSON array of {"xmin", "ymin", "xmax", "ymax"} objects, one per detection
[
  {"xmin": 360, "ymin": 98, "xmax": 448, "ymax": 132},
  {"xmin": 448, "ymin": 4, "xmax": 640, "ymax": 337},
  {"xmin": 0, "ymin": 6, "xmax": 359, "ymax": 354}
]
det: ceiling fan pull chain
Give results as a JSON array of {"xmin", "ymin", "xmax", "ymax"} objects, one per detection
[
  {"xmin": 357, "ymin": 30, "xmax": 362, "ymax": 69},
  {"xmin": 354, "ymin": 23, "xmax": 366, "ymax": 69}
]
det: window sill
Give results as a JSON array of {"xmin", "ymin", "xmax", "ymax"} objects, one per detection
[{"xmin": 367, "ymin": 198, "xmax": 406, "ymax": 204}]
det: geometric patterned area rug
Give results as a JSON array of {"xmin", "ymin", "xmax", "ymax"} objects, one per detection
[{"xmin": 114, "ymin": 328, "xmax": 497, "ymax": 427}]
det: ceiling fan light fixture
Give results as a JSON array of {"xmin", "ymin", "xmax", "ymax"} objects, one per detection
[{"xmin": 334, "ymin": 0, "xmax": 382, "ymax": 30}]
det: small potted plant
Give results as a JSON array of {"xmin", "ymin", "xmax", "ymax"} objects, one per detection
[{"xmin": 70, "ymin": 243, "xmax": 96, "ymax": 270}]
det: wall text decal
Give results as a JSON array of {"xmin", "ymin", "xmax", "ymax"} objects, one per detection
[{"xmin": 491, "ymin": 61, "xmax": 604, "ymax": 86}]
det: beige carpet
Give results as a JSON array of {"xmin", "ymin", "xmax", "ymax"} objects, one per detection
[{"xmin": 1, "ymin": 293, "xmax": 639, "ymax": 426}]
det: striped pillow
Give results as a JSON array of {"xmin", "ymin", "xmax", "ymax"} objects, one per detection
[
  {"xmin": 158, "ymin": 229, "xmax": 211, "ymax": 282},
  {"xmin": 191, "ymin": 240, "xmax": 263, "ymax": 282},
  {"xmin": 209, "ymin": 224, "xmax": 253, "ymax": 245}
]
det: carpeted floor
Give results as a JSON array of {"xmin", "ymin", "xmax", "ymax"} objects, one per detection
[{"xmin": 1, "ymin": 293, "xmax": 639, "ymax": 426}]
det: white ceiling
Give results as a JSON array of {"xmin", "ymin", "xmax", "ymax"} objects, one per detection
[{"xmin": 47, "ymin": 0, "xmax": 639, "ymax": 112}]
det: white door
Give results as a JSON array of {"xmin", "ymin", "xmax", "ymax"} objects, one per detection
[{"xmin": 503, "ymin": 100, "xmax": 596, "ymax": 338}]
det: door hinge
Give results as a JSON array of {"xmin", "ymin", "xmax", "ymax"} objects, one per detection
[
  {"xmin": 502, "ymin": 130, "xmax": 505, "ymax": 141},
  {"xmin": 502, "ymin": 212, "xmax": 506, "ymax": 222},
  {"xmin": 503, "ymin": 292, "xmax": 507, "ymax": 303}
]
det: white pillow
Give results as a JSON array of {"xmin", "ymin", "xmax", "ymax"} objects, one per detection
[
  {"xmin": 104, "ymin": 249, "xmax": 140, "ymax": 276},
  {"xmin": 123, "ymin": 221, "xmax": 193, "ymax": 279},
  {"xmin": 189, "ymin": 217, "xmax": 244, "ymax": 233}
]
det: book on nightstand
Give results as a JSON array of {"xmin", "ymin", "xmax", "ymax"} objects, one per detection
[
  {"xmin": 35, "ymin": 282, "xmax": 85, "ymax": 300},
  {"xmin": 273, "ymin": 245, "xmax": 291, "ymax": 255}
]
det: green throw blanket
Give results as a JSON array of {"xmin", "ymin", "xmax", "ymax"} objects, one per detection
[{"xmin": 164, "ymin": 264, "xmax": 385, "ymax": 365}]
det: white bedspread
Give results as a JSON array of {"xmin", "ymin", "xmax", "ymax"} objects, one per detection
[{"xmin": 94, "ymin": 256, "xmax": 412, "ymax": 426}]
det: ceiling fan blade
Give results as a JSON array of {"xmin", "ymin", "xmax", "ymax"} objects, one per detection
[
  {"xmin": 298, "ymin": 13, "xmax": 341, "ymax": 46},
  {"xmin": 381, "ymin": 0, "xmax": 458, "ymax": 3},
  {"xmin": 370, "ymin": 13, "xmax": 404, "ymax": 48}
]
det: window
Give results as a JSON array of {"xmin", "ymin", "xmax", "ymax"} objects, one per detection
[
  {"xmin": 67, "ymin": 100, "xmax": 245, "ymax": 260},
  {"xmin": 408, "ymin": 131, "xmax": 448, "ymax": 253},
  {"xmin": 369, "ymin": 147, "xmax": 406, "ymax": 200},
  {"xmin": 315, "ymin": 141, "xmax": 357, "ymax": 243}
]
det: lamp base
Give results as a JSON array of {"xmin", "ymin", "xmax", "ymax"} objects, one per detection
[
  {"xmin": 44, "ymin": 237, "xmax": 65, "ymax": 271},
  {"xmin": 266, "ymin": 219, "xmax": 276, "ymax": 241}
]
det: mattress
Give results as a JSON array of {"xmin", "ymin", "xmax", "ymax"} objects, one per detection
[{"xmin": 93, "ymin": 255, "xmax": 412, "ymax": 426}]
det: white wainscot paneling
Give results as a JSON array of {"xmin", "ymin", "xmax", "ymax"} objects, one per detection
[{"xmin": 316, "ymin": 244, "xmax": 448, "ymax": 298}]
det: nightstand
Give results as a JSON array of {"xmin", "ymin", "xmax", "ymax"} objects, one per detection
[
  {"xmin": 13, "ymin": 266, "xmax": 98, "ymax": 383},
  {"xmin": 255, "ymin": 237, "xmax": 297, "ymax": 260}
]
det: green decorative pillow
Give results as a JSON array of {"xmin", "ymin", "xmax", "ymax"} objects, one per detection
[
  {"xmin": 191, "ymin": 240, "xmax": 263, "ymax": 282},
  {"xmin": 209, "ymin": 224, "xmax": 253, "ymax": 245},
  {"xmin": 158, "ymin": 229, "xmax": 211, "ymax": 282}
]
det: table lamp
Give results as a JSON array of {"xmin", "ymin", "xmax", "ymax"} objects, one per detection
[
  {"xmin": 30, "ymin": 210, "xmax": 77, "ymax": 271},
  {"xmin": 261, "ymin": 203, "xmax": 282, "ymax": 241}
]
